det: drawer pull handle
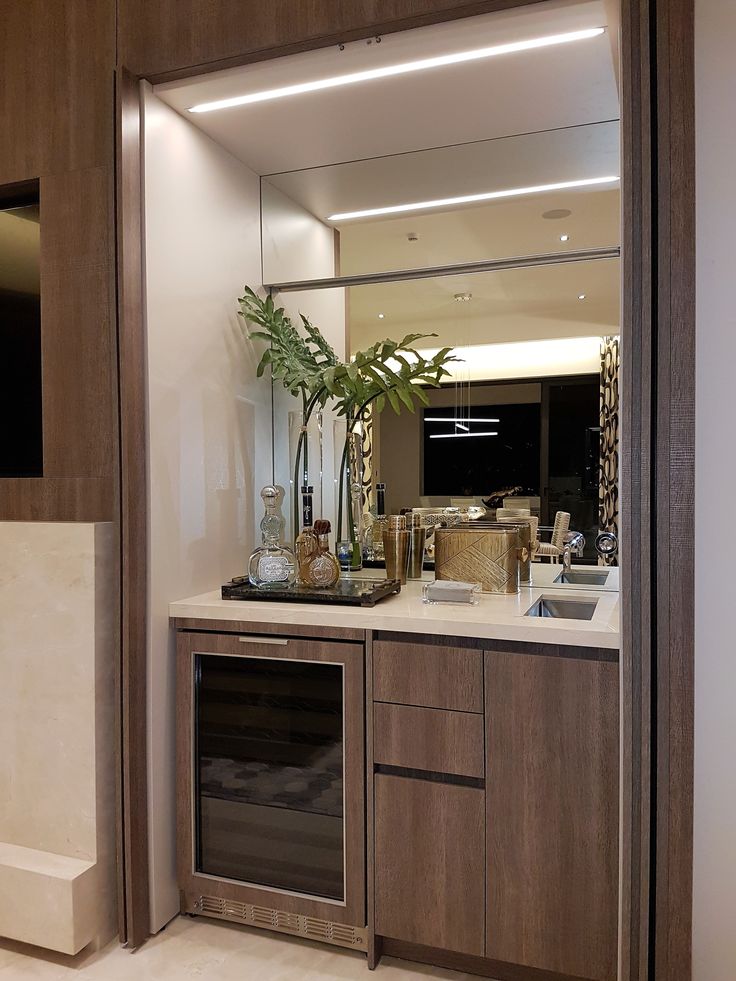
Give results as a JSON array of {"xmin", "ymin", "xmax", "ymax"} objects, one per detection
[{"xmin": 238, "ymin": 636, "xmax": 289, "ymax": 646}]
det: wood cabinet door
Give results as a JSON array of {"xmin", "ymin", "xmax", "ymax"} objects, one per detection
[
  {"xmin": 485, "ymin": 651, "xmax": 619, "ymax": 981},
  {"xmin": 374, "ymin": 774, "xmax": 485, "ymax": 956}
]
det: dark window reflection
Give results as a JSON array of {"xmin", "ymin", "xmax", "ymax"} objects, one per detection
[
  {"xmin": 195, "ymin": 654, "xmax": 344, "ymax": 901},
  {"xmin": 0, "ymin": 200, "xmax": 42, "ymax": 477},
  {"xmin": 423, "ymin": 402, "xmax": 540, "ymax": 498}
]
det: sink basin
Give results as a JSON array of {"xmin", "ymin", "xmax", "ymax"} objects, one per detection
[
  {"xmin": 553, "ymin": 570, "xmax": 610, "ymax": 586},
  {"xmin": 525, "ymin": 597, "xmax": 599, "ymax": 620}
]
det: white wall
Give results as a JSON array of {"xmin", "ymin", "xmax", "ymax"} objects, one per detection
[
  {"xmin": 143, "ymin": 86, "xmax": 270, "ymax": 931},
  {"xmin": 693, "ymin": 2, "xmax": 736, "ymax": 978}
]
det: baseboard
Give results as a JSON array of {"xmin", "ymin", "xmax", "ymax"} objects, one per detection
[{"xmin": 380, "ymin": 937, "xmax": 597, "ymax": 981}]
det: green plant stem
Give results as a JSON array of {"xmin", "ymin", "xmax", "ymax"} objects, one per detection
[{"xmin": 337, "ymin": 431, "xmax": 349, "ymax": 543}]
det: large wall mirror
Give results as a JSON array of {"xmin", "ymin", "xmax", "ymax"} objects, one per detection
[{"xmin": 255, "ymin": 1, "xmax": 621, "ymax": 565}]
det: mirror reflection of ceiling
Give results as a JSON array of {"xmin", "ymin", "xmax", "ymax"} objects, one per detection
[
  {"xmin": 155, "ymin": 0, "xmax": 619, "ymax": 175},
  {"xmin": 264, "ymin": 122, "xmax": 619, "ymax": 234},
  {"xmin": 347, "ymin": 258, "xmax": 620, "ymax": 354},
  {"xmin": 0, "ymin": 206, "xmax": 40, "ymax": 295}
]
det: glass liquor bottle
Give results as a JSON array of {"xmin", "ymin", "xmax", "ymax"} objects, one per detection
[
  {"xmin": 248, "ymin": 485, "xmax": 296, "ymax": 589},
  {"xmin": 295, "ymin": 485, "xmax": 318, "ymax": 585},
  {"xmin": 302, "ymin": 519, "xmax": 341, "ymax": 588}
]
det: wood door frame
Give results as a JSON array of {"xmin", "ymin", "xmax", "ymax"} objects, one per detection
[{"xmin": 115, "ymin": 1, "xmax": 695, "ymax": 974}]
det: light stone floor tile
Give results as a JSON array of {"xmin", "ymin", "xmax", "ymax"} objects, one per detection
[{"xmin": 0, "ymin": 917, "xmax": 481, "ymax": 980}]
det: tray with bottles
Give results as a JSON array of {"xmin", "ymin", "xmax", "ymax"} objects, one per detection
[{"xmin": 221, "ymin": 576, "xmax": 401, "ymax": 607}]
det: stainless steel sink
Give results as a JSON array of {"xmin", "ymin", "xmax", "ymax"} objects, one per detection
[
  {"xmin": 553, "ymin": 570, "xmax": 610, "ymax": 586},
  {"xmin": 525, "ymin": 597, "xmax": 599, "ymax": 620}
]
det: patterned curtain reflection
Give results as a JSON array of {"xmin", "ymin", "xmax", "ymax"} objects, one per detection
[
  {"xmin": 599, "ymin": 336, "xmax": 620, "ymax": 565},
  {"xmin": 359, "ymin": 407, "xmax": 374, "ymax": 513}
]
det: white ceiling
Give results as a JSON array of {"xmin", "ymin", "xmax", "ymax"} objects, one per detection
[
  {"xmin": 347, "ymin": 257, "xmax": 620, "ymax": 352},
  {"xmin": 155, "ymin": 0, "xmax": 619, "ymax": 175}
]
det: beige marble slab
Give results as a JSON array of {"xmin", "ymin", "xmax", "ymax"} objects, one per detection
[{"xmin": 0, "ymin": 522, "xmax": 117, "ymax": 954}]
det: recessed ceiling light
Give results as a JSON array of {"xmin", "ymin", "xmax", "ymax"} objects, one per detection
[
  {"xmin": 425, "ymin": 416, "xmax": 500, "ymax": 423},
  {"xmin": 543, "ymin": 208, "xmax": 573, "ymax": 220},
  {"xmin": 377, "ymin": 313, "xmax": 385, "ymax": 319},
  {"xmin": 578, "ymin": 293, "xmax": 587, "ymax": 300},
  {"xmin": 454, "ymin": 292, "xmax": 473, "ymax": 302},
  {"xmin": 328, "ymin": 176, "xmax": 618, "ymax": 222},
  {"xmin": 560, "ymin": 234, "xmax": 570, "ymax": 242},
  {"xmin": 430, "ymin": 431, "xmax": 499, "ymax": 440},
  {"xmin": 188, "ymin": 28, "xmax": 606, "ymax": 113}
]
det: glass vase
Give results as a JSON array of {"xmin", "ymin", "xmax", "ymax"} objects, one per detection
[
  {"xmin": 333, "ymin": 419, "xmax": 363, "ymax": 571},
  {"xmin": 288, "ymin": 409, "xmax": 323, "ymax": 544}
]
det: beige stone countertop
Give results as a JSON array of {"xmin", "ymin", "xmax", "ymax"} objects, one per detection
[{"xmin": 170, "ymin": 575, "xmax": 620, "ymax": 651}]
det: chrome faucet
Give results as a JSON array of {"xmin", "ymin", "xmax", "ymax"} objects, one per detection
[{"xmin": 562, "ymin": 531, "xmax": 586, "ymax": 573}]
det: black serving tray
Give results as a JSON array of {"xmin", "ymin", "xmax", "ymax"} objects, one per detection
[{"xmin": 221, "ymin": 576, "xmax": 402, "ymax": 607}]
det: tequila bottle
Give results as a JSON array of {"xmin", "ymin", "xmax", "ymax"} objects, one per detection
[
  {"xmin": 248, "ymin": 485, "xmax": 296, "ymax": 589},
  {"xmin": 295, "ymin": 485, "xmax": 318, "ymax": 585},
  {"xmin": 302, "ymin": 520, "xmax": 341, "ymax": 588}
]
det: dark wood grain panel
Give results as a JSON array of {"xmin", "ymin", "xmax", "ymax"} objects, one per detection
[
  {"xmin": 619, "ymin": 2, "xmax": 695, "ymax": 979},
  {"xmin": 376, "ymin": 630, "xmax": 618, "ymax": 663},
  {"xmin": 382, "ymin": 938, "xmax": 598, "ymax": 981},
  {"xmin": 373, "ymin": 638, "xmax": 483, "ymax": 711},
  {"xmin": 619, "ymin": 3, "xmax": 652, "ymax": 976},
  {"xmin": 653, "ymin": 2, "xmax": 695, "ymax": 979},
  {"xmin": 374, "ymin": 702, "xmax": 484, "ymax": 777},
  {"xmin": 171, "ymin": 618, "xmax": 365, "ymax": 642},
  {"xmin": 40, "ymin": 168, "xmax": 115, "ymax": 480},
  {"xmin": 485, "ymin": 651, "xmax": 619, "ymax": 981},
  {"xmin": 0, "ymin": 477, "xmax": 113, "ymax": 522},
  {"xmin": 116, "ymin": 67, "xmax": 149, "ymax": 949},
  {"xmin": 118, "ymin": 0, "xmax": 543, "ymax": 81},
  {"xmin": 0, "ymin": 0, "xmax": 115, "ymax": 183},
  {"xmin": 375, "ymin": 774, "xmax": 484, "ymax": 956}
]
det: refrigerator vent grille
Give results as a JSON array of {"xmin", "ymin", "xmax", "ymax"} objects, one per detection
[{"xmin": 194, "ymin": 895, "xmax": 367, "ymax": 951}]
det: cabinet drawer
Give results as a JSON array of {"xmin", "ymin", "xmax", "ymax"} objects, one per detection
[
  {"xmin": 373, "ymin": 639, "xmax": 483, "ymax": 712},
  {"xmin": 374, "ymin": 703, "xmax": 484, "ymax": 778},
  {"xmin": 374, "ymin": 774, "xmax": 485, "ymax": 956}
]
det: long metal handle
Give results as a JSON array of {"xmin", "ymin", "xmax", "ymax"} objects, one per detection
[{"xmin": 238, "ymin": 636, "xmax": 289, "ymax": 645}]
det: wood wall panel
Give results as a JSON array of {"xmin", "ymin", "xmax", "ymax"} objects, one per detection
[
  {"xmin": 0, "ymin": 477, "xmax": 113, "ymax": 522},
  {"xmin": 40, "ymin": 168, "xmax": 115, "ymax": 479},
  {"xmin": 0, "ymin": 0, "xmax": 117, "ymax": 522},
  {"xmin": 118, "ymin": 0, "xmax": 542, "ymax": 80},
  {"xmin": 0, "ymin": 0, "xmax": 115, "ymax": 182}
]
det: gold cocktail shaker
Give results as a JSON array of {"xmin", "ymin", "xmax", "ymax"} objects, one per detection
[
  {"xmin": 407, "ymin": 512, "xmax": 427, "ymax": 580},
  {"xmin": 384, "ymin": 514, "xmax": 410, "ymax": 584}
]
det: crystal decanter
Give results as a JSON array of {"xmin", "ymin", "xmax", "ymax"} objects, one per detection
[{"xmin": 248, "ymin": 485, "xmax": 296, "ymax": 589}]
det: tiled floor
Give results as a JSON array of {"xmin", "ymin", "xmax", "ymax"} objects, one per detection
[{"xmin": 0, "ymin": 917, "xmax": 478, "ymax": 980}]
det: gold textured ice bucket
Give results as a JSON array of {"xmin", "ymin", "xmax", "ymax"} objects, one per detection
[{"xmin": 434, "ymin": 525, "xmax": 522, "ymax": 594}]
